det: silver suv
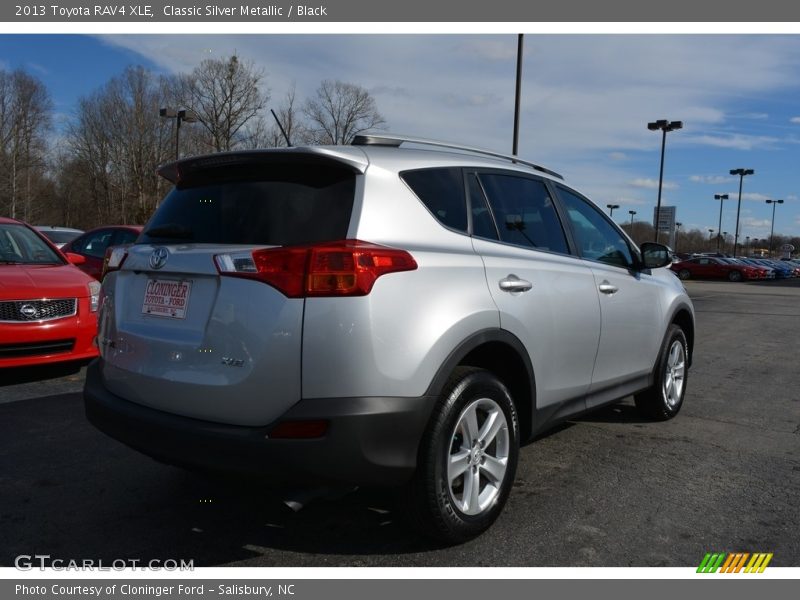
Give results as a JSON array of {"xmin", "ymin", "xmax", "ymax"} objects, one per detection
[{"xmin": 84, "ymin": 135, "xmax": 694, "ymax": 543}]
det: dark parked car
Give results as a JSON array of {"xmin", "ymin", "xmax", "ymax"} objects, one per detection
[{"xmin": 60, "ymin": 225, "xmax": 142, "ymax": 280}]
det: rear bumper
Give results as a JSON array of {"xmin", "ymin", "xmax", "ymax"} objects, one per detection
[{"xmin": 84, "ymin": 360, "xmax": 435, "ymax": 486}]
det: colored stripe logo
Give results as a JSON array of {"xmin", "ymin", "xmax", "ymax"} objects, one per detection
[{"xmin": 697, "ymin": 552, "xmax": 773, "ymax": 573}]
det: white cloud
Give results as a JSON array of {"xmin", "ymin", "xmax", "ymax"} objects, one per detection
[
  {"xmin": 684, "ymin": 134, "xmax": 780, "ymax": 151},
  {"xmin": 741, "ymin": 217, "xmax": 772, "ymax": 229},
  {"xmin": 609, "ymin": 152, "xmax": 627, "ymax": 161},
  {"xmin": 689, "ymin": 175, "xmax": 734, "ymax": 185},
  {"xmin": 790, "ymin": 117, "xmax": 800, "ymax": 124},
  {"xmin": 628, "ymin": 178, "xmax": 678, "ymax": 190}
]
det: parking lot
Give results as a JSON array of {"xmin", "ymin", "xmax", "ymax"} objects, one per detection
[{"xmin": 1, "ymin": 279, "xmax": 798, "ymax": 567}]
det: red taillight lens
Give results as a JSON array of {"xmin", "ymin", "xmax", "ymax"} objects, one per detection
[{"xmin": 214, "ymin": 240, "xmax": 417, "ymax": 298}]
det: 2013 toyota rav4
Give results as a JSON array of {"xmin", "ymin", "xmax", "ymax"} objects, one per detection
[{"xmin": 84, "ymin": 135, "xmax": 695, "ymax": 543}]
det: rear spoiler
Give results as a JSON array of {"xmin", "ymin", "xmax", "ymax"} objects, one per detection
[{"xmin": 157, "ymin": 147, "xmax": 369, "ymax": 184}]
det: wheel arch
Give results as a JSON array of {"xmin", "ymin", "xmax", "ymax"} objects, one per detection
[
  {"xmin": 669, "ymin": 305, "xmax": 695, "ymax": 368},
  {"xmin": 424, "ymin": 329, "xmax": 536, "ymax": 441}
]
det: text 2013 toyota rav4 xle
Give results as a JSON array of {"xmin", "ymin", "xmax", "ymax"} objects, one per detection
[{"xmin": 85, "ymin": 135, "xmax": 694, "ymax": 543}]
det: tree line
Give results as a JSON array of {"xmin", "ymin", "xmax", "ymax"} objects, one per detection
[{"xmin": 0, "ymin": 55, "xmax": 386, "ymax": 228}]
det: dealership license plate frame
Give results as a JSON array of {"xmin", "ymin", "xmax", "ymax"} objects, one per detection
[{"xmin": 142, "ymin": 278, "xmax": 192, "ymax": 319}]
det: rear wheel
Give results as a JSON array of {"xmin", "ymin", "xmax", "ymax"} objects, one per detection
[
  {"xmin": 634, "ymin": 325, "xmax": 688, "ymax": 421},
  {"xmin": 728, "ymin": 270, "xmax": 743, "ymax": 282},
  {"xmin": 405, "ymin": 367, "xmax": 519, "ymax": 544}
]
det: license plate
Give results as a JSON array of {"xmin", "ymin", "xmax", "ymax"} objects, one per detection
[{"xmin": 142, "ymin": 279, "xmax": 192, "ymax": 319}]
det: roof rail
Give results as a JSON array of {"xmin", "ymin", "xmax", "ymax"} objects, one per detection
[{"xmin": 351, "ymin": 134, "xmax": 564, "ymax": 180}]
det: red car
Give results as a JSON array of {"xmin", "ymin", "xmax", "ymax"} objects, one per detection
[
  {"xmin": 1, "ymin": 218, "xmax": 99, "ymax": 369},
  {"xmin": 670, "ymin": 256, "xmax": 760, "ymax": 282},
  {"xmin": 60, "ymin": 225, "xmax": 142, "ymax": 280}
]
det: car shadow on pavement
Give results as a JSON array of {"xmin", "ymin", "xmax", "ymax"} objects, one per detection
[
  {"xmin": 575, "ymin": 401, "xmax": 654, "ymax": 425},
  {"xmin": 0, "ymin": 361, "xmax": 87, "ymax": 387},
  {"xmin": 0, "ymin": 393, "xmax": 445, "ymax": 568}
]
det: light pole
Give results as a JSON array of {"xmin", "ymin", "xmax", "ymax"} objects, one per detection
[
  {"xmin": 648, "ymin": 119, "xmax": 683, "ymax": 243},
  {"xmin": 745, "ymin": 236, "xmax": 750, "ymax": 255},
  {"xmin": 675, "ymin": 222, "xmax": 682, "ymax": 253},
  {"xmin": 766, "ymin": 199, "xmax": 784, "ymax": 258},
  {"xmin": 607, "ymin": 204, "xmax": 620, "ymax": 217},
  {"xmin": 512, "ymin": 34, "xmax": 524, "ymax": 156},
  {"xmin": 629, "ymin": 210, "xmax": 636, "ymax": 227},
  {"xmin": 160, "ymin": 108, "xmax": 198, "ymax": 160},
  {"xmin": 729, "ymin": 168, "xmax": 754, "ymax": 258},
  {"xmin": 714, "ymin": 193, "xmax": 729, "ymax": 252},
  {"xmin": 722, "ymin": 232, "xmax": 729, "ymax": 254}
]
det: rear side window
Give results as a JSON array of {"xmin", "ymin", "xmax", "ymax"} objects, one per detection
[
  {"xmin": 141, "ymin": 163, "xmax": 355, "ymax": 246},
  {"xmin": 401, "ymin": 168, "xmax": 467, "ymax": 232},
  {"xmin": 477, "ymin": 173, "xmax": 568, "ymax": 254},
  {"xmin": 75, "ymin": 229, "xmax": 114, "ymax": 258}
]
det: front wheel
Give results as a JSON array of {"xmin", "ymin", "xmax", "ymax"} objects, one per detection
[
  {"xmin": 634, "ymin": 325, "xmax": 688, "ymax": 421},
  {"xmin": 678, "ymin": 269, "xmax": 691, "ymax": 280},
  {"xmin": 728, "ymin": 270, "xmax": 743, "ymax": 282},
  {"xmin": 405, "ymin": 367, "xmax": 519, "ymax": 544}
]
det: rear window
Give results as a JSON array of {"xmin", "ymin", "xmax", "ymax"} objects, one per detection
[{"xmin": 140, "ymin": 163, "xmax": 356, "ymax": 246}]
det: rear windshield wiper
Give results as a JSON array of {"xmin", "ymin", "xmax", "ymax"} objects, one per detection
[{"xmin": 143, "ymin": 224, "xmax": 194, "ymax": 240}]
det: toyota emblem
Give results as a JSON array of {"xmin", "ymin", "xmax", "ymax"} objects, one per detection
[
  {"xmin": 149, "ymin": 247, "xmax": 169, "ymax": 270},
  {"xmin": 19, "ymin": 304, "xmax": 38, "ymax": 319}
]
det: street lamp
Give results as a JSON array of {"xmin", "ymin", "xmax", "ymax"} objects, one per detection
[
  {"xmin": 648, "ymin": 119, "xmax": 683, "ymax": 243},
  {"xmin": 628, "ymin": 210, "xmax": 637, "ymax": 226},
  {"xmin": 675, "ymin": 222, "xmax": 682, "ymax": 253},
  {"xmin": 722, "ymin": 232, "xmax": 729, "ymax": 254},
  {"xmin": 607, "ymin": 204, "xmax": 620, "ymax": 217},
  {"xmin": 708, "ymin": 229, "xmax": 715, "ymax": 241},
  {"xmin": 729, "ymin": 168, "xmax": 754, "ymax": 257},
  {"xmin": 765, "ymin": 199, "xmax": 784, "ymax": 258},
  {"xmin": 713, "ymin": 193, "xmax": 729, "ymax": 252},
  {"xmin": 160, "ymin": 107, "xmax": 198, "ymax": 160}
]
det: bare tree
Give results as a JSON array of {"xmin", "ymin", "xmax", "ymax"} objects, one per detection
[
  {"xmin": 0, "ymin": 69, "xmax": 52, "ymax": 221},
  {"xmin": 265, "ymin": 84, "xmax": 311, "ymax": 147},
  {"xmin": 179, "ymin": 55, "xmax": 269, "ymax": 152},
  {"xmin": 303, "ymin": 79, "xmax": 386, "ymax": 145},
  {"xmin": 66, "ymin": 66, "xmax": 174, "ymax": 225}
]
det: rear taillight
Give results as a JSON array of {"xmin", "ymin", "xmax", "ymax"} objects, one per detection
[
  {"xmin": 103, "ymin": 247, "xmax": 129, "ymax": 278},
  {"xmin": 214, "ymin": 240, "xmax": 417, "ymax": 298}
]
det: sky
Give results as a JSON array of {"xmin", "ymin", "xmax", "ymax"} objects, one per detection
[{"xmin": 2, "ymin": 33, "xmax": 800, "ymax": 239}]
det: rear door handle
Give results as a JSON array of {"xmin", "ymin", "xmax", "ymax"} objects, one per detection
[
  {"xmin": 499, "ymin": 275, "xmax": 533, "ymax": 293},
  {"xmin": 598, "ymin": 281, "xmax": 618, "ymax": 295}
]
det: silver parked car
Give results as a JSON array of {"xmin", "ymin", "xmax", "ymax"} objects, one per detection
[{"xmin": 84, "ymin": 135, "xmax": 695, "ymax": 543}]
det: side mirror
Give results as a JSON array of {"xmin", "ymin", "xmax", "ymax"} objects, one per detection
[
  {"xmin": 65, "ymin": 252, "xmax": 86, "ymax": 266},
  {"xmin": 640, "ymin": 242, "xmax": 671, "ymax": 269}
]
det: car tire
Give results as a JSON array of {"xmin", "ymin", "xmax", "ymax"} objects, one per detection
[
  {"xmin": 405, "ymin": 367, "xmax": 519, "ymax": 544},
  {"xmin": 634, "ymin": 325, "xmax": 688, "ymax": 421},
  {"xmin": 728, "ymin": 270, "xmax": 743, "ymax": 282},
  {"xmin": 678, "ymin": 269, "xmax": 691, "ymax": 280}
]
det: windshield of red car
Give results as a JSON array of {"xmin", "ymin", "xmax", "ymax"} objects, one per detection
[{"xmin": 0, "ymin": 224, "xmax": 64, "ymax": 265}]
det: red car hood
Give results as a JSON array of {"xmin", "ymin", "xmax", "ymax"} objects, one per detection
[{"xmin": 0, "ymin": 264, "xmax": 91, "ymax": 300}]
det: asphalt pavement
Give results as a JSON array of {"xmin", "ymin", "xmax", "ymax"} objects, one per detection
[{"xmin": 1, "ymin": 279, "xmax": 798, "ymax": 567}]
